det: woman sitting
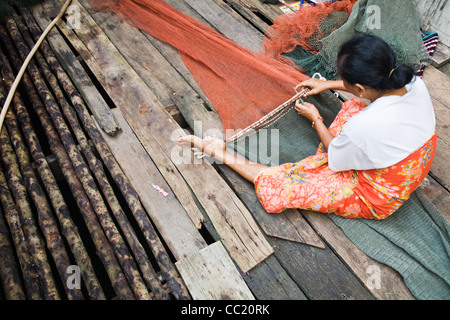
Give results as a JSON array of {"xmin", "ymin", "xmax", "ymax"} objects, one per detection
[{"xmin": 178, "ymin": 35, "xmax": 436, "ymax": 219}]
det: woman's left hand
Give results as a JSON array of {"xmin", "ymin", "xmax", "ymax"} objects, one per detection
[{"xmin": 295, "ymin": 100, "xmax": 321, "ymax": 122}]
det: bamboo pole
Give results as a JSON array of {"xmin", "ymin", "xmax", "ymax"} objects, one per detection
[
  {"xmin": 0, "ymin": 106, "xmax": 76, "ymax": 299},
  {"xmin": 18, "ymin": 10, "xmax": 171, "ymax": 299},
  {"xmin": 0, "ymin": 114, "xmax": 60, "ymax": 299},
  {"xmin": 0, "ymin": 25, "xmax": 134, "ymax": 300},
  {"xmin": 0, "ymin": 206, "xmax": 26, "ymax": 299},
  {"xmin": 0, "ymin": 74, "xmax": 85, "ymax": 299},
  {"xmin": 21, "ymin": 9, "xmax": 190, "ymax": 300},
  {"xmin": 0, "ymin": 0, "xmax": 71, "ymax": 135},
  {"xmin": 0, "ymin": 167, "xmax": 42, "ymax": 299},
  {"xmin": 0, "ymin": 51, "xmax": 105, "ymax": 300},
  {"xmin": 5, "ymin": 17, "xmax": 151, "ymax": 300}
]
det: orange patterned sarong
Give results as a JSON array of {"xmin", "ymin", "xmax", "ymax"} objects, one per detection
[{"xmin": 254, "ymin": 99, "xmax": 437, "ymax": 219}]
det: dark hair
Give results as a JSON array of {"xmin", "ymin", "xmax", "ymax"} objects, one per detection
[{"xmin": 337, "ymin": 35, "xmax": 414, "ymax": 91}]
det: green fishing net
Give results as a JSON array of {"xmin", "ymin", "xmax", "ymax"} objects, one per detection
[{"xmin": 280, "ymin": 0, "xmax": 431, "ymax": 79}]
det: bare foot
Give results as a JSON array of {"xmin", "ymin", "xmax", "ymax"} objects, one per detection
[
  {"xmin": 177, "ymin": 135, "xmax": 227, "ymax": 162},
  {"xmin": 177, "ymin": 135, "xmax": 268, "ymax": 182}
]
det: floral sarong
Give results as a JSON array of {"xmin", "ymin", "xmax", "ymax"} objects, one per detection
[{"xmin": 254, "ymin": 99, "xmax": 437, "ymax": 219}]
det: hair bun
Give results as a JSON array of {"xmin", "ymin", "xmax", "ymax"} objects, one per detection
[{"xmin": 386, "ymin": 64, "xmax": 414, "ymax": 89}]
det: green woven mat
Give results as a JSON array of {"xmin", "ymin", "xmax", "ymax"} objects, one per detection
[{"xmin": 331, "ymin": 191, "xmax": 450, "ymax": 300}]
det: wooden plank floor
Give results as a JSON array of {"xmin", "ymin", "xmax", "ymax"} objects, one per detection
[{"xmin": 26, "ymin": 0, "xmax": 450, "ymax": 300}]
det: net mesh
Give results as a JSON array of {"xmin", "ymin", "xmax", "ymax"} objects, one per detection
[
  {"xmin": 86, "ymin": 0, "xmax": 430, "ymax": 137},
  {"xmin": 261, "ymin": 0, "xmax": 356, "ymax": 68},
  {"xmin": 264, "ymin": 0, "xmax": 431, "ymax": 79},
  {"xmin": 87, "ymin": 0, "xmax": 309, "ymax": 139}
]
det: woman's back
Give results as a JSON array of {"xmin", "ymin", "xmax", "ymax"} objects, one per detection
[{"xmin": 329, "ymin": 77, "xmax": 436, "ymax": 171}]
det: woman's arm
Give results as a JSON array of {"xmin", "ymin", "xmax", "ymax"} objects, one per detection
[
  {"xmin": 295, "ymin": 101, "xmax": 334, "ymax": 150},
  {"xmin": 312, "ymin": 118, "xmax": 334, "ymax": 150},
  {"xmin": 295, "ymin": 79, "xmax": 347, "ymax": 97}
]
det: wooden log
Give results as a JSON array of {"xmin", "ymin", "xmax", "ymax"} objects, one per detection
[
  {"xmin": 96, "ymin": 108, "xmax": 207, "ymax": 260},
  {"xmin": 24, "ymin": 8, "xmax": 190, "ymax": 299},
  {"xmin": 7, "ymin": 17, "xmax": 148, "ymax": 299},
  {"xmin": 0, "ymin": 24, "xmax": 134, "ymax": 300},
  {"xmin": 0, "ymin": 206, "xmax": 26, "ymax": 300},
  {"xmin": 10, "ymin": 14, "xmax": 152, "ymax": 300},
  {"xmin": 1, "ymin": 89, "xmax": 83, "ymax": 300},
  {"xmin": 0, "ymin": 167, "xmax": 41, "ymax": 299},
  {"xmin": 0, "ymin": 43, "xmax": 105, "ymax": 300},
  {"xmin": 0, "ymin": 126, "xmax": 59, "ymax": 299}
]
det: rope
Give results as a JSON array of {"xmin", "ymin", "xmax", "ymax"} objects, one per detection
[
  {"xmin": 225, "ymin": 73, "xmax": 327, "ymax": 143},
  {"xmin": 0, "ymin": 0, "xmax": 72, "ymax": 135}
]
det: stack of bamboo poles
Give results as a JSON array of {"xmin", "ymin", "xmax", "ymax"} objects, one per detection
[{"xmin": 0, "ymin": 7, "xmax": 190, "ymax": 300}]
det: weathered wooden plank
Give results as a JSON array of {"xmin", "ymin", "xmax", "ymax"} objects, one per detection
[
  {"xmin": 185, "ymin": 0, "xmax": 263, "ymax": 52},
  {"xmin": 230, "ymin": 0, "xmax": 283, "ymax": 23},
  {"xmin": 271, "ymin": 234, "xmax": 375, "ymax": 300},
  {"xmin": 414, "ymin": 0, "xmax": 450, "ymax": 46},
  {"xmin": 240, "ymin": 255, "xmax": 307, "ymax": 300},
  {"xmin": 176, "ymin": 241, "xmax": 254, "ymax": 300},
  {"xmin": 221, "ymin": 0, "xmax": 271, "ymax": 34},
  {"xmin": 50, "ymin": 0, "xmax": 274, "ymax": 273},
  {"xmin": 30, "ymin": 3, "xmax": 120, "ymax": 136},
  {"xmin": 302, "ymin": 211, "xmax": 416, "ymax": 300},
  {"xmin": 423, "ymin": 66, "xmax": 450, "ymax": 189},
  {"xmin": 417, "ymin": 177, "xmax": 450, "ymax": 221},
  {"xmin": 175, "ymin": 0, "xmax": 418, "ymax": 299},
  {"xmin": 96, "ymin": 108, "xmax": 207, "ymax": 260},
  {"xmin": 172, "ymin": 91, "xmax": 224, "ymax": 138},
  {"xmin": 78, "ymin": 4, "xmax": 224, "ymax": 136}
]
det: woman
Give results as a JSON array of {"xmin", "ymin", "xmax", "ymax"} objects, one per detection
[{"xmin": 178, "ymin": 35, "xmax": 437, "ymax": 219}]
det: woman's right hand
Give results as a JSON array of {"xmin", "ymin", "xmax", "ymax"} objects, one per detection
[{"xmin": 295, "ymin": 78, "xmax": 330, "ymax": 97}]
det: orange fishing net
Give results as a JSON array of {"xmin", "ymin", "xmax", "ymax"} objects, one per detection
[
  {"xmin": 262, "ymin": 0, "xmax": 356, "ymax": 68},
  {"xmin": 86, "ymin": 0, "xmax": 316, "ymax": 138},
  {"xmin": 86, "ymin": 0, "xmax": 428, "ymax": 140}
]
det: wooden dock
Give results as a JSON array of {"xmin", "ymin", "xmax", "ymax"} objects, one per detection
[{"xmin": 0, "ymin": 0, "xmax": 448, "ymax": 300}]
